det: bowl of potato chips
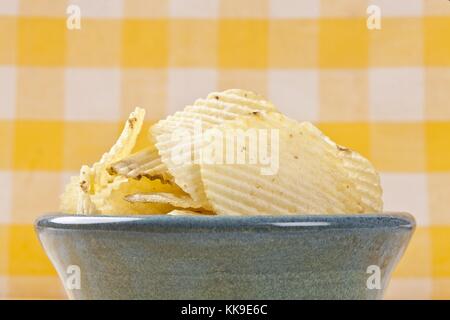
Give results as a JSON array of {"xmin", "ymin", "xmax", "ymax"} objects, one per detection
[{"xmin": 36, "ymin": 89, "xmax": 414, "ymax": 299}]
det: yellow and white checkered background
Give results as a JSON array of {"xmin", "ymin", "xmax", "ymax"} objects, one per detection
[{"xmin": 0, "ymin": 0, "xmax": 449, "ymax": 299}]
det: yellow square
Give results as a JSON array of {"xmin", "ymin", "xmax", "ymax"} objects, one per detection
[
  {"xmin": 18, "ymin": 17, "xmax": 66, "ymax": 66},
  {"xmin": 431, "ymin": 227, "xmax": 450, "ymax": 277},
  {"xmin": 0, "ymin": 121, "xmax": 14, "ymax": 170},
  {"xmin": 218, "ymin": 70, "xmax": 268, "ymax": 97},
  {"xmin": 425, "ymin": 17, "xmax": 450, "ymax": 66},
  {"xmin": 219, "ymin": 19, "xmax": 268, "ymax": 69},
  {"xmin": 219, "ymin": 0, "xmax": 268, "ymax": 18},
  {"xmin": 122, "ymin": 19, "xmax": 168, "ymax": 67},
  {"xmin": 121, "ymin": 69, "xmax": 167, "ymax": 120},
  {"xmin": 316, "ymin": 122, "xmax": 370, "ymax": 158},
  {"xmin": 17, "ymin": 67, "xmax": 64, "ymax": 120},
  {"xmin": 319, "ymin": 18, "xmax": 368, "ymax": 68},
  {"xmin": 319, "ymin": 70, "xmax": 368, "ymax": 121},
  {"xmin": 63, "ymin": 122, "xmax": 121, "ymax": 171},
  {"xmin": 67, "ymin": 19, "xmax": 121, "ymax": 67},
  {"xmin": 370, "ymin": 18, "xmax": 423, "ymax": 66},
  {"xmin": 370, "ymin": 123, "xmax": 425, "ymax": 172},
  {"xmin": 14, "ymin": 120, "xmax": 64, "ymax": 171},
  {"xmin": 169, "ymin": 20, "xmax": 217, "ymax": 67},
  {"xmin": 428, "ymin": 173, "xmax": 450, "ymax": 225},
  {"xmin": 8, "ymin": 225, "xmax": 57, "ymax": 276},
  {"xmin": 0, "ymin": 225, "xmax": 8, "ymax": 275},
  {"xmin": 392, "ymin": 227, "xmax": 432, "ymax": 277},
  {"xmin": 11, "ymin": 172, "xmax": 61, "ymax": 224},
  {"xmin": 0, "ymin": 17, "xmax": 17, "ymax": 64},
  {"xmin": 124, "ymin": 0, "xmax": 168, "ymax": 17},
  {"xmin": 320, "ymin": 0, "xmax": 368, "ymax": 17},
  {"xmin": 19, "ymin": 0, "xmax": 68, "ymax": 16},
  {"xmin": 425, "ymin": 68, "xmax": 450, "ymax": 120},
  {"xmin": 426, "ymin": 122, "xmax": 450, "ymax": 171},
  {"xmin": 269, "ymin": 20, "xmax": 318, "ymax": 68},
  {"xmin": 8, "ymin": 276, "xmax": 65, "ymax": 300}
]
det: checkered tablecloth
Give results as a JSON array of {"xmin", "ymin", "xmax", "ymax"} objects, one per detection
[{"xmin": 0, "ymin": 0, "xmax": 449, "ymax": 299}]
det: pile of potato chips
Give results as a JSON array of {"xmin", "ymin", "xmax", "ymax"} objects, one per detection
[{"xmin": 61, "ymin": 89, "xmax": 382, "ymax": 216}]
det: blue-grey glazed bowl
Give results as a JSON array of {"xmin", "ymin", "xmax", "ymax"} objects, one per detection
[{"xmin": 35, "ymin": 213, "xmax": 414, "ymax": 300}]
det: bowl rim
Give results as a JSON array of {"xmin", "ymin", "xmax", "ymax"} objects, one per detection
[{"xmin": 35, "ymin": 212, "xmax": 415, "ymax": 233}]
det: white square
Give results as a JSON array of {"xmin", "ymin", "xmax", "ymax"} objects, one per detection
[
  {"xmin": 0, "ymin": 66, "xmax": 15, "ymax": 120},
  {"xmin": 70, "ymin": 0, "xmax": 123, "ymax": 18},
  {"xmin": 380, "ymin": 173, "xmax": 428, "ymax": 227},
  {"xmin": 168, "ymin": 68, "xmax": 217, "ymax": 115},
  {"xmin": 65, "ymin": 68, "xmax": 121, "ymax": 121},
  {"xmin": 369, "ymin": 68, "xmax": 424, "ymax": 122},
  {"xmin": 0, "ymin": 171, "xmax": 12, "ymax": 223},
  {"xmin": 169, "ymin": 0, "xmax": 218, "ymax": 18},
  {"xmin": 268, "ymin": 70, "xmax": 318, "ymax": 121},
  {"xmin": 0, "ymin": 0, "xmax": 18, "ymax": 15},
  {"xmin": 369, "ymin": 0, "xmax": 422, "ymax": 17},
  {"xmin": 269, "ymin": 0, "xmax": 320, "ymax": 18}
]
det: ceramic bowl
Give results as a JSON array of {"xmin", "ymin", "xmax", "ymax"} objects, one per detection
[{"xmin": 35, "ymin": 213, "xmax": 414, "ymax": 300}]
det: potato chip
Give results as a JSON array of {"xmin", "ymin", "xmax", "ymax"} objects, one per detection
[
  {"xmin": 61, "ymin": 89, "xmax": 384, "ymax": 217},
  {"xmin": 61, "ymin": 108, "xmax": 147, "ymax": 215},
  {"xmin": 199, "ymin": 112, "xmax": 383, "ymax": 215},
  {"xmin": 108, "ymin": 145, "xmax": 172, "ymax": 183},
  {"xmin": 76, "ymin": 165, "xmax": 97, "ymax": 214},
  {"xmin": 338, "ymin": 148, "xmax": 383, "ymax": 213},
  {"xmin": 60, "ymin": 166, "xmax": 98, "ymax": 215},
  {"xmin": 167, "ymin": 209, "xmax": 214, "ymax": 216},
  {"xmin": 150, "ymin": 89, "xmax": 279, "ymax": 208},
  {"xmin": 91, "ymin": 107, "xmax": 146, "ymax": 191},
  {"xmin": 125, "ymin": 192, "xmax": 204, "ymax": 209},
  {"xmin": 92, "ymin": 177, "xmax": 182, "ymax": 215},
  {"xmin": 60, "ymin": 175, "xmax": 81, "ymax": 214}
]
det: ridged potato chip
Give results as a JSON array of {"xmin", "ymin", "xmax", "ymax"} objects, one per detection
[
  {"xmin": 61, "ymin": 108, "xmax": 147, "ymax": 214},
  {"xmin": 60, "ymin": 166, "xmax": 97, "ymax": 215},
  {"xmin": 108, "ymin": 145, "xmax": 172, "ymax": 183},
  {"xmin": 92, "ymin": 177, "xmax": 182, "ymax": 215},
  {"xmin": 338, "ymin": 147, "xmax": 383, "ymax": 213},
  {"xmin": 92, "ymin": 107, "xmax": 146, "ymax": 191},
  {"xmin": 125, "ymin": 192, "xmax": 203, "ymax": 209},
  {"xmin": 167, "ymin": 209, "xmax": 214, "ymax": 216},
  {"xmin": 61, "ymin": 89, "xmax": 383, "ymax": 217},
  {"xmin": 150, "ymin": 89, "xmax": 279, "ymax": 208},
  {"xmin": 199, "ymin": 112, "xmax": 383, "ymax": 215},
  {"xmin": 77, "ymin": 165, "xmax": 97, "ymax": 214},
  {"xmin": 60, "ymin": 176, "xmax": 81, "ymax": 214}
]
